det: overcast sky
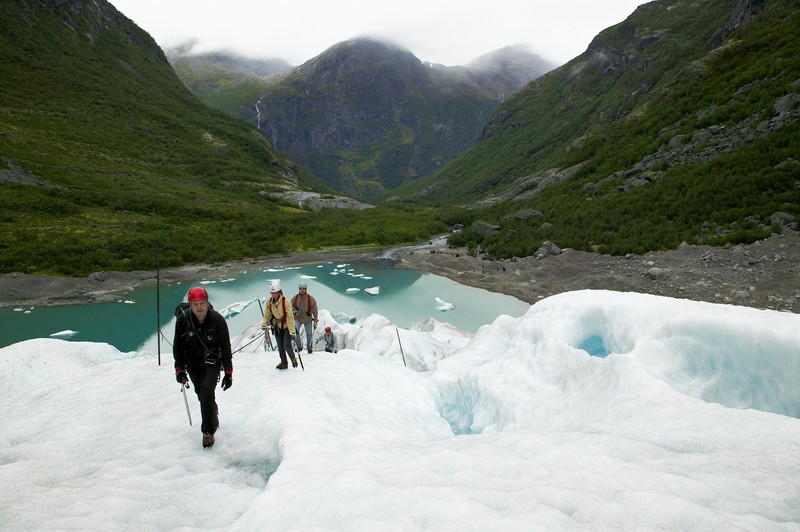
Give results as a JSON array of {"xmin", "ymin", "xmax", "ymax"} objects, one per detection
[{"xmin": 108, "ymin": 0, "xmax": 651, "ymax": 67}]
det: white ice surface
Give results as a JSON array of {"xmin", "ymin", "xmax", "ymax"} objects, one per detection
[{"xmin": 1, "ymin": 290, "xmax": 799, "ymax": 530}]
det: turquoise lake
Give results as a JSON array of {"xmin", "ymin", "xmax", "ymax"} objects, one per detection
[{"xmin": 0, "ymin": 258, "xmax": 531, "ymax": 353}]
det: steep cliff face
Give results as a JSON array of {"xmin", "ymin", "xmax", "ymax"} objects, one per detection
[
  {"xmin": 710, "ymin": 0, "xmax": 767, "ymax": 47},
  {"xmin": 257, "ymin": 38, "xmax": 554, "ymax": 199}
]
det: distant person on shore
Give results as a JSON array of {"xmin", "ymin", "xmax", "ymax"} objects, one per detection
[
  {"xmin": 262, "ymin": 280, "xmax": 297, "ymax": 370},
  {"xmin": 292, "ymin": 281, "xmax": 318, "ymax": 354},
  {"xmin": 173, "ymin": 286, "xmax": 233, "ymax": 449},
  {"xmin": 322, "ymin": 326, "xmax": 337, "ymax": 353}
]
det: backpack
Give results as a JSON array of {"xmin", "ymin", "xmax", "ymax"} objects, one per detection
[
  {"xmin": 174, "ymin": 301, "xmax": 219, "ymax": 361},
  {"xmin": 292, "ymin": 293, "xmax": 316, "ymax": 315},
  {"xmin": 269, "ymin": 295, "xmax": 289, "ymax": 328}
]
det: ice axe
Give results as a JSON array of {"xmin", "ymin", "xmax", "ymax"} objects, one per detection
[
  {"xmin": 396, "ymin": 328, "xmax": 407, "ymax": 367},
  {"xmin": 181, "ymin": 382, "xmax": 192, "ymax": 426},
  {"xmin": 258, "ymin": 298, "xmax": 274, "ymax": 351}
]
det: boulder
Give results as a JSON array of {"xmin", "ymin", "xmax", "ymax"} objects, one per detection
[
  {"xmin": 534, "ymin": 241, "xmax": 561, "ymax": 259},
  {"xmin": 472, "ymin": 221, "xmax": 501, "ymax": 237}
]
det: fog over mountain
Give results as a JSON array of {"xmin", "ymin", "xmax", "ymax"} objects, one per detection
[{"xmin": 107, "ymin": 0, "xmax": 652, "ymax": 67}]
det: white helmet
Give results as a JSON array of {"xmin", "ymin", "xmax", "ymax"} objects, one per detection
[
  {"xmin": 298, "ymin": 281, "xmax": 307, "ymax": 289},
  {"xmin": 268, "ymin": 279, "xmax": 282, "ymax": 292}
]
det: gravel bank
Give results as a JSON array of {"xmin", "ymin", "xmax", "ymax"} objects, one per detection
[{"xmin": 393, "ymin": 234, "xmax": 800, "ymax": 313}]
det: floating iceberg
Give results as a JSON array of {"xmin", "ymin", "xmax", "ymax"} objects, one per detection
[
  {"xmin": 435, "ymin": 297, "xmax": 456, "ymax": 311},
  {"xmin": 346, "ymin": 288, "xmax": 360, "ymax": 293},
  {"xmin": 219, "ymin": 298, "xmax": 259, "ymax": 319},
  {"xmin": 365, "ymin": 286, "xmax": 380, "ymax": 295},
  {"xmin": 49, "ymin": 330, "xmax": 78, "ymax": 338},
  {"xmin": 330, "ymin": 311, "xmax": 357, "ymax": 324}
]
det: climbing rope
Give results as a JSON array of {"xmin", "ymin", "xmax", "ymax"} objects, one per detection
[{"xmin": 159, "ymin": 329, "xmax": 265, "ymax": 355}]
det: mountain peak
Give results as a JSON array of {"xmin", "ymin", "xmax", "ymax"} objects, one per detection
[
  {"xmin": 467, "ymin": 43, "xmax": 557, "ymax": 86},
  {"xmin": 258, "ymin": 37, "xmax": 551, "ymax": 198},
  {"xmin": 300, "ymin": 37, "xmax": 423, "ymax": 77}
]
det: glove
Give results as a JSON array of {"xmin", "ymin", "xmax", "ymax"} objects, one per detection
[
  {"xmin": 221, "ymin": 374, "xmax": 232, "ymax": 391},
  {"xmin": 313, "ymin": 320, "xmax": 319, "ymax": 328},
  {"xmin": 175, "ymin": 370, "xmax": 188, "ymax": 384}
]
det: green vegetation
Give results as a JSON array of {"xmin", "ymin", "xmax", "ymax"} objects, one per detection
[
  {"xmin": 0, "ymin": 188, "xmax": 445, "ymax": 275},
  {"xmin": 179, "ymin": 71, "xmax": 265, "ymax": 125},
  {"xmin": 168, "ymin": 51, "xmax": 289, "ymax": 125},
  {"xmin": 390, "ymin": 0, "xmax": 800, "ymax": 258},
  {"xmin": 0, "ymin": 1, "xmax": 444, "ymax": 276}
]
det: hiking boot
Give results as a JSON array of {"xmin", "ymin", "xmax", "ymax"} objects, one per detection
[
  {"xmin": 307, "ymin": 347, "xmax": 312, "ymax": 354},
  {"xmin": 290, "ymin": 356, "xmax": 298, "ymax": 368},
  {"xmin": 276, "ymin": 361, "xmax": 288, "ymax": 370},
  {"xmin": 202, "ymin": 432, "xmax": 214, "ymax": 448}
]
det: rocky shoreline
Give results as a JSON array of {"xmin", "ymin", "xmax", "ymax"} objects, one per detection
[
  {"xmin": 2, "ymin": 236, "xmax": 799, "ymax": 314},
  {"xmin": 393, "ymin": 234, "xmax": 800, "ymax": 314}
]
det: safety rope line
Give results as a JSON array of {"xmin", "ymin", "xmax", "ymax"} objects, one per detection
[
  {"xmin": 158, "ymin": 329, "xmax": 265, "ymax": 355},
  {"xmin": 234, "ymin": 331, "xmax": 265, "ymax": 354}
]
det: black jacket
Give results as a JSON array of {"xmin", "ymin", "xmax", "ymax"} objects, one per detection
[{"xmin": 173, "ymin": 308, "xmax": 232, "ymax": 373}]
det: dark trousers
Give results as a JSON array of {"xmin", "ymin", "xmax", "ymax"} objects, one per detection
[
  {"xmin": 188, "ymin": 364, "xmax": 221, "ymax": 434},
  {"xmin": 275, "ymin": 327, "xmax": 295, "ymax": 365}
]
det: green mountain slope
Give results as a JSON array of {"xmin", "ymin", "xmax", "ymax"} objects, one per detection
[
  {"xmin": 393, "ymin": 0, "xmax": 800, "ymax": 257},
  {"xmin": 0, "ymin": 1, "xmax": 444, "ymax": 276},
  {"xmin": 167, "ymin": 47, "xmax": 292, "ymax": 124}
]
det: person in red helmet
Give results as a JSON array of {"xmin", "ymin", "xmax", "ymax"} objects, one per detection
[
  {"xmin": 322, "ymin": 325, "xmax": 337, "ymax": 353},
  {"xmin": 173, "ymin": 286, "xmax": 233, "ymax": 449}
]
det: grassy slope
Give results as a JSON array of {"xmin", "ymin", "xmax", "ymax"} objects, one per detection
[
  {"xmin": 0, "ymin": 1, "xmax": 445, "ymax": 276},
  {"xmin": 168, "ymin": 53, "xmax": 276, "ymax": 125}
]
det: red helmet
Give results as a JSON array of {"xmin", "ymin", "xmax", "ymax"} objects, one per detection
[
  {"xmin": 325, "ymin": 326, "xmax": 332, "ymax": 333},
  {"xmin": 188, "ymin": 287, "xmax": 209, "ymax": 302}
]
